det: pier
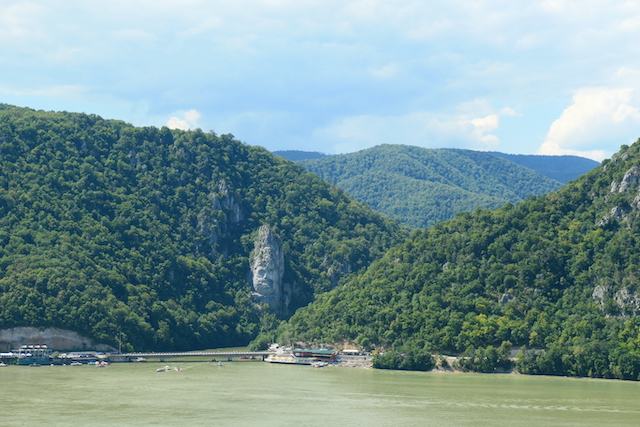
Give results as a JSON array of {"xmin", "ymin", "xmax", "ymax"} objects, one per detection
[
  {"xmin": 109, "ymin": 351, "xmax": 273, "ymax": 363},
  {"xmin": 2, "ymin": 347, "xmax": 348, "ymax": 365}
]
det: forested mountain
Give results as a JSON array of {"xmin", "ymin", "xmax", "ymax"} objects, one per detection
[
  {"xmin": 277, "ymin": 148, "xmax": 598, "ymax": 184},
  {"xmin": 489, "ymin": 152, "xmax": 599, "ymax": 183},
  {"xmin": 273, "ymin": 150, "xmax": 327, "ymax": 161},
  {"xmin": 276, "ymin": 141, "xmax": 640, "ymax": 379},
  {"xmin": 297, "ymin": 144, "xmax": 564, "ymax": 228},
  {"xmin": 0, "ymin": 105, "xmax": 407, "ymax": 351}
]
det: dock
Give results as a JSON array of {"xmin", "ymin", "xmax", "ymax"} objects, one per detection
[{"xmin": 109, "ymin": 351, "xmax": 273, "ymax": 362}]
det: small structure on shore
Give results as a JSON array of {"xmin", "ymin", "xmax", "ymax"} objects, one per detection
[
  {"xmin": 265, "ymin": 349, "xmax": 337, "ymax": 365},
  {"xmin": 15, "ymin": 344, "xmax": 53, "ymax": 365}
]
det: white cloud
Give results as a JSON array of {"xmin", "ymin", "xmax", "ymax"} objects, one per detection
[
  {"xmin": 315, "ymin": 101, "xmax": 515, "ymax": 153},
  {"xmin": 470, "ymin": 114, "xmax": 500, "ymax": 148},
  {"xmin": 500, "ymin": 107, "xmax": 519, "ymax": 116},
  {"xmin": 538, "ymin": 87, "xmax": 640, "ymax": 160},
  {"xmin": 0, "ymin": 3, "xmax": 46, "ymax": 44},
  {"xmin": 167, "ymin": 109, "xmax": 201, "ymax": 130},
  {"xmin": 166, "ymin": 118, "xmax": 190, "ymax": 131},
  {"xmin": 370, "ymin": 64, "xmax": 398, "ymax": 79}
]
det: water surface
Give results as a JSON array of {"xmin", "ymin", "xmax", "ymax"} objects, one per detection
[{"xmin": 1, "ymin": 361, "xmax": 637, "ymax": 426}]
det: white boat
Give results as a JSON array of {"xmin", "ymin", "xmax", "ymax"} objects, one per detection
[
  {"xmin": 70, "ymin": 361, "xmax": 83, "ymax": 366},
  {"xmin": 311, "ymin": 361, "xmax": 328, "ymax": 368},
  {"xmin": 264, "ymin": 354, "xmax": 312, "ymax": 365},
  {"xmin": 265, "ymin": 349, "xmax": 337, "ymax": 366}
]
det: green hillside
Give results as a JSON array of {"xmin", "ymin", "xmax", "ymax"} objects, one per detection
[
  {"xmin": 298, "ymin": 144, "xmax": 564, "ymax": 228},
  {"xmin": 278, "ymin": 141, "xmax": 640, "ymax": 380},
  {"xmin": 0, "ymin": 105, "xmax": 407, "ymax": 351}
]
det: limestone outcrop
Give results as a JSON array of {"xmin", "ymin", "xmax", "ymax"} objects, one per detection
[
  {"xmin": 610, "ymin": 165, "xmax": 640, "ymax": 193},
  {"xmin": 250, "ymin": 225, "xmax": 290, "ymax": 315},
  {"xmin": 592, "ymin": 285, "xmax": 640, "ymax": 316},
  {"xmin": 213, "ymin": 180, "xmax": 243, "ymax": 223},
  {"xmin": 599, "ymin": 166, "xmax": 640, "ymax": 226}
]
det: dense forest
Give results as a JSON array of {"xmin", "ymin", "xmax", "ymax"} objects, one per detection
[
  {"xmin": 295, "ymin": 145, "xmax": 567, "ymax": 228},
  {"xmin": 276, "ymin": 141, "xmax": 640, "ymax": 380},
  {"xmin": 0, "ymin": 104, "xmax": 407, "ymax": 351}
]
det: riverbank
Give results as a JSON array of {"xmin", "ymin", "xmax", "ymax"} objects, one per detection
[{"xmin": 0, "ymin": 327, "xmax": 114, "ymax": 352}]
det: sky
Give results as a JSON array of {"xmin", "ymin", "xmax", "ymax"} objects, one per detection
[{"xmin": 3, "ymin": 1, "xmax": 640, "ymax": 161}]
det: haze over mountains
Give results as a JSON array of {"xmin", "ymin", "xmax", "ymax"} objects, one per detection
[
  {"xmin": 275, "ymin": 146, "xmax": 599, "ymax": 228},
  {"xmin": 487, "ymin": 152, "xmax": 600, "ymax": 184}
]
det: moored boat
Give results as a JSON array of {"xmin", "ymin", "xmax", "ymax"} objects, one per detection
[{"xmin": 265, "ymin": 349, "xmax": 337, "ymax": 366}]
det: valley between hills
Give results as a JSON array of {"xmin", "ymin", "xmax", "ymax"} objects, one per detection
[{"xmin": 3, "ymin": 104, "xmax": 640, "ymax": 380}]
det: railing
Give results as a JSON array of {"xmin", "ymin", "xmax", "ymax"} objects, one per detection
[{"xmin": 119, "ymin": 351, "xmax": 273, "ymax": 357}]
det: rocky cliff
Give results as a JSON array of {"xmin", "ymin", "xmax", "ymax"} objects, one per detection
[{"xmin": 250, "ymin": 225, "xmax": 291, "ymax": 315}]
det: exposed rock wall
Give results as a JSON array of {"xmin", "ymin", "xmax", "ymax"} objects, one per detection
[
  {"xmin": 194, "ymin": 180, "xmax": 245, "ymax": 256},
  {"xmin": 213, "ymin": 180, "xmax": 243, "ymax": 223},
  {"xmin": 0, "ymin": 327, "xmax": 115, "ymax": 352},
  {"xmin": 599, "ymin": 165, "xmax": 640, "ymax": 225},
  {"xmin": 592, "ymin": 284, "xmax": 640, "ymax": 316},
  {"xmin": 610, "ymin": 165, "xmax": 640, "ymax": 194},
  {"xmin": 250, "ymin": 225, "xmax": 290, "ymax": 315}
]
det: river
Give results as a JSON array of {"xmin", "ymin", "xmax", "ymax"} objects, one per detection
[{"xmin": 1, "ymin": 360, "xmax": 638, "ymax": 426}]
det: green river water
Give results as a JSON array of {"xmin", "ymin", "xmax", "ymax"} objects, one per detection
[{"xmin": 1, "ymin": 361, "xmax": 638, "ymax": 426}]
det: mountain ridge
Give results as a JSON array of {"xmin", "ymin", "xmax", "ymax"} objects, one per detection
[
  {"xmin": 488, "ymin": 151, "xmax": 600, "ymax": 183},
  {"xmin": 295, "ymin": 144, "xmax": 569, "ymax": 228},
  {"xmin": 275, "ymin": 147, "xmax": 599, "ymax": 183}
]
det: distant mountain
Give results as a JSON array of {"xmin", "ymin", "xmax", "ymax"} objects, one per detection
[
  {"xmin": 488, "ymin": 152, "xmax": 600, "ymax": 183},
  {"xmin": 273, "ymin": 150, "xmax": 327, "ymax": 161},
  {"xmin": 278, "ymin": 141, "xmax": 640, "ymax": 380},
  {"xmin": 297, "ymin": 144, "xmax": 565, "ymax": 228},
  {"xmin": 275, "ymin": 149, "xmax": 599, "ymax": 184}
]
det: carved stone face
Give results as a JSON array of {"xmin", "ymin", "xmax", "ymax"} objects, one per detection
[
  {"xmin": 251, "ymin": 225, "xmax": 285, "ymax": 310},
  {"xmin": 253, "ymin": 248, "xmax": 277, "ymax": 295}
]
